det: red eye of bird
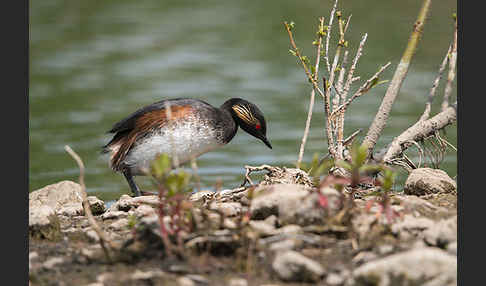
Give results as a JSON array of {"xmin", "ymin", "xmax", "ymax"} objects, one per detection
[{"xmin": 255, "ymin": 124, "xmax": 261, "ymax": 130}]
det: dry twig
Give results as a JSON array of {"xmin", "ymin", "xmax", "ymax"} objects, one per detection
[
  {"xmin": 64, "ymin": 145, "xmax": 114, "ymax": 263},
  {"xmin": 297, "ymin": 17, "xmax": 326, "ymax": 168}
]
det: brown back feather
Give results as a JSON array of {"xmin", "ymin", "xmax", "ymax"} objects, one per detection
[{"xmin": 109, "ymin": 105, "xmax": 194, "ymax": 171}]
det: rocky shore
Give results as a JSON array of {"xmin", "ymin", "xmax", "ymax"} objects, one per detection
[{"xmin": 29, "ymin": 167, "xmax": 457, "ymax": 286}]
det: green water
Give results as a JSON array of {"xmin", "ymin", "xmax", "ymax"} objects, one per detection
[{"xmin": 30, "ymin": 0, "xmax": 457, "ymax": 201}]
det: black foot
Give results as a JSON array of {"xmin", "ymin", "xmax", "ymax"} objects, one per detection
[{"xmin": 123, "ymin": 169, "xmax": 141, "ymax": 197}]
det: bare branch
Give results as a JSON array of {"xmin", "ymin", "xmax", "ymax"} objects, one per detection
[
  {"xmin": 420, "ymin": 44, "xmax": 452, "ymax": 121},
  {"xmin": 362, "ymin": 0, "xmax": 433, "ymax": 158},
  {"xmin": 297, "ymin": 17, "xmax": 325, "ymax": 168},
  {"xmin": 284, "ymin": 22, "xmax": 326, "ymax": 99},
  {"xmin": 375, "ymin": 104, "xmax": 456, "ymax": 163},
  {"xmin": 441, "ymin": 17, "xmax": 458, "ymax": 111},
  {"xmin": 324, "ymin": 0, "xmax": 339, "ymax": 74},
  {"xmin": 331, "ymin": 62, "xmax": 392, "ymax": 119}
]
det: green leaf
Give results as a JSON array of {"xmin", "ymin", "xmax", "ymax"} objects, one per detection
[
  {"xmin": 350, "ymin": 142, "xmax": 368, "ymax": 169},
  {"xmin": 151, "ymin": 153, "xmax": 172, "ymax": 179},
  {"xmin": 335, "ymin": 160, "xmax": 352, "ymax": 171},
  {"xmin": 381, "ymin": 168, "xmax": 396, "ymax": 191}
]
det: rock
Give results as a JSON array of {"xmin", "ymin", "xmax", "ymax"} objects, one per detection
[
  {"xmin": 275, "ymin": 224, "xmax": 303, "ymax": 235},
  {"xmin": 404, "ymin": 168, "xmax": 456, "ymax": 196},
  {"xmin": 268, "ymin": 239, "xmax": 301, "ymax": 252},
  {"xmin": 177, "ymin": 277, "xmax": 195, "ymax": 286},
  {"xmin": 423, "ymin": 215, "xmax": 457, "ymax": 248},
  {"xmin": 250, "ymin": 184, "xmax": 309, "ymax": 220},
  {"xmin": 391, "ymin": 195, "xmax": 452, "ymax": 219},
  {"xmin": 29, "ymin": 252, "xmax": 39, "ymax": 270},
  {"xmin": 188, "ymin": 190, "xmax": 215, "ymax": 203},
  {"xmin": 131, "ymin": 269, "xmax": 165, "ymax": 281},
  {"xmin": 272, "ymin": 250, "xmax": 325, "ymax": 282},
  {"xmin": 209, "ymin": 202, "xmax": 242, "ymax": 217},
  {"xmin": 250, "ymin": 184, "xmax": 342, "ymax": 226},
  {"xmin": 185, "ymin": 274, "xmax": 209, "ymax": 285},
  {"xmin": 134, "ymin": 204, "xmax": 157, "ymax": 218},
  {"xmin": 29, "ymin": 205, "xmax": 61, "ymax": 240},
  {"xmin": 109, "ymin": 218, "xmax": 129, "ymax": 231},
  {"xmin": 249, "ymin": 220, "xmax": 277, "ymax": 236},
  {"xmin": 87, "ymin": 196, "xmax": 106, "ymax": 215},
  {"xmin": 258, "ymin": 166, "xmax": 314, "ymax": 187},
  {"xmin": 326, "ymin": 272, "xmax": 345, "ymax": 286},
  {"xmin": 30, "ymin": 181, "xmax": 106, "ymax": 218},
  {"xmin": 85, "ymin": 229, "xmax": 100, "ymax": 242},
  {"xmin": 101, "ymin": 210, "xmax": 128, "ymax": 220},
  {"xmin": 347, "ymin": 247, "xmax": 457, "ymax": 286},
  {"xmin": 29, "ymin": 181, "xmax": 83, "ymax": 211},
  {"xmin": 390, "ymin": 214, "xmax": 435, "ymax": 239},
  {"xmin": 42, "ymin": 257, "xmax": 64, "ymax": 270},
  {"xmin": 117, "ymin": 195, "xmax": 159, "ymax": 211},
  {"xmin": 57, "ymin": 203, "xmax": 84, "ymax": 216},
  {"xmin": 228, "ymin": 278, "xmax": 248, "ymax": 286},
  {"xmin": 447, "ymin": 241, "xmax": 457, "ymax": 255}
]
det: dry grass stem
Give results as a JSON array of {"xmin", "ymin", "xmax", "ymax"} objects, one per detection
[{"xmin": 64, "ymin": 145, "xmax": 114, "ymax": 263}]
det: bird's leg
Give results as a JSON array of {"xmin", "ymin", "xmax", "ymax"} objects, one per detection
[{"xmin": 122, "ymin": 168, "xmax": 141, "ymax": 197}]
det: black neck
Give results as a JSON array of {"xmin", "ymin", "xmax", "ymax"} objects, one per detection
[{"xmin": 219, "ymin": 98, "xmax": 242, "ymax": 143}]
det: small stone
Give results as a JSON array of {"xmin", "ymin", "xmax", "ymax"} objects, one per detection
[
  {"xmin": 228, "ymin": 278, "xmax": 248, "ymax": 286},
  {"xmin": 188, "ymin": 190, "xmax": 214, "ymax": 202},
  {"xmin": 209, "ymin": 202, "xmax": 242, "ymax": 217},
  {"xmin": 87, "ymin": 196, "xmax": 106, "ymax": 215},
  {"xmin": 177, "ymin": 277, "xmax": 195, "ymax": 286},
  {"xmin": 272, "ymin": 250, "xmax": 325, "ymax": 282},
  {"xmin": 85, "ymin": 229, "xmax": 100, "ymax": 242},
  {"xmin": 269, "ymin": 239, "xmax": 300, "ymax": 252},
  {"xmin": 326, "ymin": 272, "xmax": 345, "ymax": 285},
  {"xmin": 101, "ymin": 210, "xmax": 128, "ymax": 220},
  {"xmin": 57, "ymin": 203, "xmax": 83, "ymax": 216},
  {"xmin": 131, "ymin": 269, "xmax": 165, "ymax": 280},
  {"xmin": 348, "ymin": 248, "xmax": 456, "ymax": 286},
  {"xmin": 249, "ymin": 220, "xmax": 277, "ymax": 236},
  {"xmin": 29, "ymin": 205, "xmax": 61, "ymax": 240},
  {"xmin": 377, "ymin": 244, "xmax": 394, "ymax": 255},
  {"xmin": 423, "ymin": 215, "xmax": 457, "ymax": 248},
  {"xmin": 390, "ymin": 214, "xmax": 435, "ymax": 238},
  {"xmin": 42, "ymin": 257, "xmax": 64, "ymax": 270},
  {"xmin": 185, "ymin": 274, "xmax": 209, "ymax": 285},
  {"xmin": 169, "ymin": 264, "xmax": 191, "ymax": 274},
  {"xmin": 276, "ymin": 224, "xmax": 303, "ymax": 235},
  {"xmin": 404, "ymin": 168, "xmax": 457, "ymax": 196},
  {"xmin": 109, "ymin": 218, "xmax": 129, "ymax": 230},
  {"xmin": 134, "ymin": 204, "xmax": 156, "ymax": 218},
  {"xmin": 447, "ymin": 241, "xmax": 457, "ymax": 255},
  {"xmin": 250, "ymin": 184, "xmax": 310, "ymax": 220}
]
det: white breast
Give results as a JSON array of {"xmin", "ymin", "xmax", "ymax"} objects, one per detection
[{"xmin": 124, "ymin": 121, "xmax": 224, "ymax": 175}]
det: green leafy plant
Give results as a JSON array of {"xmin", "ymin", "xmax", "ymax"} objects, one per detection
[{"xmin": 150, "ymin": 153, "xmax": 194, "ymax": 258}]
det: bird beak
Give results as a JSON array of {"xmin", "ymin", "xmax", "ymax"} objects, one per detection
[{"xmin": 261, "ymin": 136, "xmax": 272, "ymax": 149}]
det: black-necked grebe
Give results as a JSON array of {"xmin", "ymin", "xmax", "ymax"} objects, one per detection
[{"xmin": 103, "ymin": 98, "xmax": 272, "ymax": 196}]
